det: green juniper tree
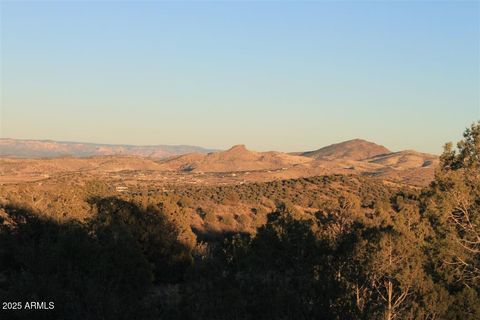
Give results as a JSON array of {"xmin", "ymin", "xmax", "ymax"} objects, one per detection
[{"xmin": 428, "ymin": 122, "xmax": 480, "ymax": 287}]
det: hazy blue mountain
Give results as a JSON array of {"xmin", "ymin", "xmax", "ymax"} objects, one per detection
[{"xmin": 0, "ymin": 138, "xmax": 217, "ymax": 158}]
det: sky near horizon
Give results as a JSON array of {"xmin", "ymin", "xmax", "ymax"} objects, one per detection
[{"xmin": 1, "ymin": 1, "xmax": 479, "ymax": 154}]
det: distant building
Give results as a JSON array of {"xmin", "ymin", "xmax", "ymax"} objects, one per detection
[{"xmin": 115, "ymin": 186, "xmax": 128, "ymax": 192}]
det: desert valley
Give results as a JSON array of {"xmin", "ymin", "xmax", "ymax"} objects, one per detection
[
  {"xmin": 1, "ymin": 137, "xmax": 439, "ymax": 228},
  {"xmin": 3, "ymin": 128, "xmax": 479, "ymax": 320}
]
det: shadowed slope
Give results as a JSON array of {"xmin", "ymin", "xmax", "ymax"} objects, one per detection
[{"xmin": 365, "ymin": 150, "xmax": 439, "ymax": 169}]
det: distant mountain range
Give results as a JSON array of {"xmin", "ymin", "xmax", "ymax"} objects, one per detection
[
  {"xmin": 0, "ymin": 138, "xmax": 217, "ymax": 158},
  {"xmin": 0, "ymin": 138, "xmax": 439, "ymax": 186}
]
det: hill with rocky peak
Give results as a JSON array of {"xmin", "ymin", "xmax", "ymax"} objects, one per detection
[{"xmin": 158, "ymin": 144, "xmax": 312, "ymax": 172}]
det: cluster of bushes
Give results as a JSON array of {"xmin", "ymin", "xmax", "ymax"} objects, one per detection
[
  {"xmin": 0, "ymin": 198, "xmax": 192, "ymax": 320},
  {"xmin": 164, "ymin": 174, "xmax": 393, "ymax": 211}
]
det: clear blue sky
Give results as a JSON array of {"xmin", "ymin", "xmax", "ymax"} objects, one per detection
[{"xmin": 1, "ymin": 1, "xmax": 479, "ymax": 153}]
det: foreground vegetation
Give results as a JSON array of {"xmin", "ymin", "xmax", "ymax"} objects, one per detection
[{"xmin": 0, "ymin": 123, "xmax": 479, "ymax": 319}]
